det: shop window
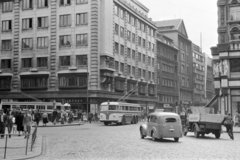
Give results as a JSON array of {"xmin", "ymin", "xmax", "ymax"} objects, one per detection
[
  {"xmin": 21, "ymin": 75, "xmax": 48, "ymax": 90},
  {"xmin": 58, "ymin": 74, "xmax": 87, "ymax": 89},
  {"xmin": 230, "ymin": 59, "xmax": 240, "ymax": 72},
  {"xmin": 0, "ymin": 76, "xmax": 11, "ymax": 90},
  {"xmin": 1, "ymin": 59, "xmax": 11, "ymax": 69}
]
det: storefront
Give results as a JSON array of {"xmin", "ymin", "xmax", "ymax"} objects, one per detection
[{"xmin": 231, "ymin": 90, "xmax": 240, "ymax": 114}]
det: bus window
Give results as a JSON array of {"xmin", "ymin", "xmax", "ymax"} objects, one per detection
[
  {"xmin": 47, "ymin": 106, "xmax": 54, "ymax": 110},
  {"xmin": 36, "ymin": 105, "xmax": 46, "ymax": 110},
  {"xmin": 126, "ymin": 106, "xmax": 129, "ymax": 111},
  {"xmin": 109, "ymin": 105, "xmax": 117, "ymax": 110},
  {"xmin": 28, "ymin": 105, "xmax": 34, "ymax": 109},
  {"xmin": 100, "ymin": 105, "xmax": 108, "ymax": 111},
  {"xmin": 20, "ymin": 105, "xmax": 27, "ymax": 109},
  {"xmin": 56, "ymin": 106, "xmax": 61, "ymax": 110}
]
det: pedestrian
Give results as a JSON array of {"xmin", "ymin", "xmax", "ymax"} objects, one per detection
[
  {"xmin": 83, "ymin": 111, "xmax": 87, "ymax": 122},
  {"xmin": 15, "ymin": 111, "xmax": 24, "ymax": 136},
  {"xmin": 94, "ymin": 112, "xmax": 98, "ymax": 122},
  {"xmin": 233, "ymin": 111, "xmax": 239, "ymax": 127},
  {"xmin": 88, "ymin": 111, "xmax": 93, "ymax": 123},
  {"xmin": 0, "ymin": 109, "xmax": 7, "ymax": 138},
  {"xmin": 34, "ymin": 110, "xmax": 41, "ymax": 126},
  {"xmin": 52, "ymin": 109, "xmax": 58, "ymax": 125},
  {"xmin": 6, "ymin": 112, "xmax": 14, "ymax": 138},
  {"xmin": 42, "ymin": 112, "xmax": 48, "ymax": 126},
  {"xmin": 222, "ymin": 112, "xmax": 234, "ymax": 140},
  {"xmin": 23, "ymin": 110, "xmax": 32, "ymax": 139}
]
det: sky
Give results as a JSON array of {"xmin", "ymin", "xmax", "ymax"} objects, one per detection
[{"xmin": 138, "ymin": 0, "xmax": 218, "ymax": 57}]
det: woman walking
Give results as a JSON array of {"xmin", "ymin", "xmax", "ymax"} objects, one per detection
[
  {"xmin": 15, "ymin": 111, "xmax": 24, "ymax": 136},
  {"xmin": 34, "ymin": 110, "xmax": 41, "ymax": 126},
  {"xmin": 42, "ymin": 112, "xmax": 48, "ymax": 126},
  {"xmin": 6, "ymin": 112, "xmax": 14, "ymax": 138}
]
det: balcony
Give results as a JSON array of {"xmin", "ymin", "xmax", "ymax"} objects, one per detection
[
  {"xmin": 229, "ymin": 41, "xmax": 240, "ymax": 50},
  {"xmin": 217, "ymin": 43, "xmax": 229, "ymax": 52}
]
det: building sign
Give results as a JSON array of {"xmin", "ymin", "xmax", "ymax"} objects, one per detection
[
  {"xmin": 181, "ymin": 101, "xmax": 189, "ymax": 105},
  {"xmin": 231, "ymin": 90, "xmax": 240, "ymax": 96},
  {"xmin": 148, "ymin": 106, "xmax": 154, "ymax": 109},
  {"xmin": 164, "ymin": 104, "xmax": 170, "ymax": 108}
]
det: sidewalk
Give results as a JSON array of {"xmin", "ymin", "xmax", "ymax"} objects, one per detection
[
  {"xmin": 222, "ymin": 126, "xmax": 240, "ymax": 133},
  {"xmin": 35, "ymin": 120, "xmax": 84, "ymax": 127},
  {"xmin": 0, "ymin": 130, "xmax": 43, "ymax": 160}
]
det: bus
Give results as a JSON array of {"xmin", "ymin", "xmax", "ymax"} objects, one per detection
[
  {"xmin": 0, "ymin": 101, "xmax": 71, "ymax": 115},
  {"xmin": 99, "ymin": 102, "xmax": 141, "ymax": 125}
]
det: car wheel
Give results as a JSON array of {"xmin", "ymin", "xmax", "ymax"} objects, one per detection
[
  {"xmin": 140, "ymin": 128, "xmax": 145, "ymax": 139},
  {"xmin": 151, "ymin": 131, "xmax": 156, "ymax": 141},
  {"xmin": 104, "ymin": 122, "xmax": 108, "ymax": 126},
  {"xmin": 174, "ymin": 138, "xmax": 179, "ymax": 142},
  {"xmin": 194, "ymin": 126, "xmax": 200, "ymax": 138},
  {"xmin": 215, "ymin": 132, "xmax": 220, "ymax": 139}
]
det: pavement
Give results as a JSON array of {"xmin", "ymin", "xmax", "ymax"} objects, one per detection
[{"xmin": 34, "ymin": 120, "xmax": 83, "ymax": 128}]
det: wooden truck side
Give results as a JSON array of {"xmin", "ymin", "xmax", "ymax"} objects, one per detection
[{"xmin": 183, "ymin": 107, "xmax": 225, "ymax": 139}]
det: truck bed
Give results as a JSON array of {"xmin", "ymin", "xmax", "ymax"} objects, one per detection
[{"xmin": 189, "ymin": 114, "xmax": 225, "ymax": 124}]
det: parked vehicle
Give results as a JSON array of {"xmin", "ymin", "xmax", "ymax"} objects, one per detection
[
  {"xmin": 183, "ymin": 106, "xmax": 225, "ymax": 139},
  {"xmin": 140, "ymin": 112, "xmax": 183, "ymax": 142},
  {"xmin": 100, "ymin": 102, "xmax": 141, "ymax": 125}
]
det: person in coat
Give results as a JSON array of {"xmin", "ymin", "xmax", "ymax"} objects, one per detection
[
  {"xmin": 222, "ymin": 112, "xmax": 234, "ymax": 140},
  {"xmin": 0, "ymin": 109, "xmax": 7, "ymax": 138},
  {"xmin": 52, "ymin": 109, "xmax": 58, "ymax": 125},
  {"xmin": 15, "ymin": 111, "xmax": 24, "ymax": 136},
  {"xmin": 23, "ymin": 111, "xmax": 32, "ymax": 139},
  {"xmin": 88, "ymin": 111, "xmax": 93, "ymax": 123},
  {"xmin": 6, "ymin": 112, "xmax": 14, "ymax": 138},
  {"xmin": 34, "ymin": 110, "xmax": 41, "ymax": 126},
  {"xmin": 42, "ymin": 112, "xmax": 48, "ymax": 126}
]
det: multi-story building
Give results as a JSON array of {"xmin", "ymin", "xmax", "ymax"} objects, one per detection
[
  {"xmin": 211, "ymin": 0, "xmax": 240, "ymax": 115},
  {"xmin": 205, "ymin": 56, "xmax": 215, "ymax": 101},
  {"xmin": 0, "ymin": 0, "xmax": 157, "ymax": 113},
  {"xmin": 155, "ymin": 19, "xmax": 193, "ymax": 112},
  {"xmin": 156, "ymin": 32, "xmax": 178, "ymax": 111},
  {"xmin": 192, "ymin": 43, "xmax": 205, "ymax": 106}
]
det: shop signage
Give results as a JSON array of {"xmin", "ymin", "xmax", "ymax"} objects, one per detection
[
  {"xmin": 148, "ymin": 106, "xmax": 154, "ymax": 109},
  {"xmin": 164, "ymin": 104, "xmax": 170, "ymax": 108},
  {"xmin": 231, "ymin": 90, "xmax": 240, "ymax": 96},
  {"xmin": 181, "ymin": 101, "xmax": 189, "ymax": 104}
]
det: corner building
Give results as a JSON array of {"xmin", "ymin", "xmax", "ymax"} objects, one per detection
[
  {"xmin": 211, "ymin": 0, "xmax": 240, "ymax": 115},
  {"xmin": 0, "ymin": 0, "xmax": 157, "ymax": 113}
]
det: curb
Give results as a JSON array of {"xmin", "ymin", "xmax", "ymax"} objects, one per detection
[
  {"xmin": 5, "ymin": 135, "xmax": 43, "ymax": 160},
  {"xmin": 33, "ymin": 123, "xmax": 83, "ymax": 128}
]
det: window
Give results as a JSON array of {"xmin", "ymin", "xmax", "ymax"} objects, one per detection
[
  {"xmin": 37, "ymin": 0, "xmax": 48, "ymax": 8},
  {"xmin": 22, "ymin": 38, "xmax": 33, "ymax": 49},
  {"xmin": 149, "ymin": 71, "xmax": 151, "ymax": 80},
  {"xmin": 76, "ymin": 34, "xmax": 88, "ymax": 46},
  {"xmin": 230, "ymin": 59, "xmax": 240, "ymax": 72},
  {"xmin": 127, "ymin": 13, "xmax": 131, "ymax": 24},
  {"xmin": 37, "ymin": 57, "xmax": 48, "ymax": 67},
  {"xmin": 152, "ymin": 58, "xmax": 154, "ymax": 67},
  {"xmin": 127, "ymin": 48, "xmax": 131, "ymax": 58},
  {"xmin": 138, "ymin": 52, "xmax": 141, "ymax": 62},
  {"xmin": 2, "ymin": 20, "xmax": 12, "ymax": 31},
  {"xmin": 132, "ymin": 16, "xmax": 135, "ymax": 26},
  {"xmin": 120, "ymin": 45, "xmax": 124, "ymax": 55},
  {"xmin": 22, "ymin": 18, "xmax": 33, "ymax": 29},
  {"xmin": 148, "ymin": 41, "xmax": 151, "ymax": 50},
  {"xmin": 142, "ymin": 55, "xmax": 145, "ymax": 63},
  {"xmin": 59, "ymin": 56, "xmax": 70, "ymax": 66},
  {"xmin": 138, "ymin": 68, "xmax": 141, "ymax": 77},
  {"xmin": 60, "ymin": 35, "xmax": 71, "ymax": 47},
  {"xmin": 152, "ymin": 44, "xmax": 154, "ymax": 52},
  {"xmin": 2, "ymin": 40, "xmax": 12, "ymax": 50},
  {"xmin": 76, "ymin": 55, "xmax": 87, "ymax": 66},
  {"xmin": 132, "ymin": 67, "xmax": 135, "ymax": 76},
  {"xmin": 22, "ymin": 58, "xmax": 32, "ymax": 68},
  {"xmin": 115, "ymin": 24, "xmax": 119, "ymax": 35},
  {"xmin": 1, "ymin": 59, "xmax": 11, "ymax": 69},
  {"xmin": 127, "ymin": 31, "xmax": 131, "ymax": 41},
  {"xmin": 148, "ymin": 57, "xmax": 151, "ymax": 66},
  {"xmin": 2, "ymin": 1, "xmax": 13, "ymax": 12},
  {"xmin": 76, "ymin": 0, "xmax": 88, "ymax": 4},
  {"xmin": 76, "ymin": 13, "xmax": 88, "ymax": 25},
  {"xmin": 21, "ymin": 76, "xmax": 48, "ymax": 89},
  {"xmin": 127, "ymin": 65, "xmax": 131, "ymax": 75},
  {"xmin": 22, "ymin": 0, "xmax": 33, "ymax": 10},
  {"xmin": 60, "ymin": 0, "xmax": 71, "ymax": 5},
  {"xmin": 138, "ymin": 21, "xmax": 141, "ymax": 30},
  {"xmin": 142, "ymin": 39, "xmax": 145, "ymax": 48},
  {"xmin": 142, "ymin": 23, "xmax": 145, "ymax": 32},
  {"xmin": 38, "ymin": 17, "xmax": 48, "ymax": 28},
  {"xmin": 120, "ymin": 27, "xmax": 124, "ymax": 38},
  {"xmin": 115, "ymin": 61, "xmax": 119, "ymax": 71},
  {"xmin": 60, "ymin": 15, "xmax": 71, "ymax": 26},
  {"xmin": 120, "ymin": 8, "xmax": 124, "ymax": 19},
  {"xmin": 115, "ymin": 42, "xmax": 119, "ymax": 53},
  {"xmin": 132, "ymin": 50, "xmax": 135, "ymax": 60},
  {"xmin": 132, "ymin": 33, "xmax": 135, "ymax": 43},
  {"xmin": 120, "ymin": 63, "xmax": 124, "ymax": 72},
  {"xmin": 37, "ymin": 37, "xmax": 48, "ymax": 48},
  {"xmin": 138, "ymin": 37, "xmax": 141, "ymax": 46},
  {"xmin": 143, "ymin": 70, "xmax": 146, "ymax": 78},
  {"xmin": 115, "ymin": 5, "xmax": 119, "ymax": 16}
]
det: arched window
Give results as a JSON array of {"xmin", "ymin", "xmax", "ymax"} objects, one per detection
[{"xmin": 230, "ymin": 27, "xmax": 240, "ymax": 40}]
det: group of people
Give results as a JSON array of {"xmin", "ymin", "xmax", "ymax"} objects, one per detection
[
  {"xmin": 0, "ymin": 109, "xmax": 33, "ymax": 139},
  {"xmin": 76, "ymin": 110, "xmax": 99, "ymax": 124}
]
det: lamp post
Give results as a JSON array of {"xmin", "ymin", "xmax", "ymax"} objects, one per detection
[{"xmin": 87, "ymin": 65, "xmax": 89, "ymax": 115}]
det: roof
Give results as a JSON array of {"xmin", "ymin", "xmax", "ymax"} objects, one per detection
[
  {"xmin": 149, "ymin": 112, "xmax": 179, "ymax": 117},
  {"xmin": 155, "ymin": 19, "xmax": 188, "ymax": 38}
]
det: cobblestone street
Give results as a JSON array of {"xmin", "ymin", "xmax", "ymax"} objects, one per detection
[{"xmin": 34, "ymin": 122, "xmax": 240, "ymax": 160}]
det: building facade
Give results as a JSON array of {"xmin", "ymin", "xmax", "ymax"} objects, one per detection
[
  {"xmin": 156, "ymin": 32, "xmax": 179, "ymax": 112},
  {"xmin": 205, "ymin": 56, "xmax": 215, "ymax": 102},
  {"xmin": 0, "ymin": 0, "xmax": 157, "ymax": 113},
  {"xmin": 211, "ymin": 0, "xmax": 240, "ymax": 115},
  {"xmin": 192, "ymin": 43, "xmax": 205, "ymax": 106},
  {"xmin": 155, "ymin": 19, "xmax": 193, "ymax": 112}
]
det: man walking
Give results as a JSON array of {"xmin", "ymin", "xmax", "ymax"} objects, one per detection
[
  {"xmin": 23, "ymin": 111, "xmax": 32, "ymax": 139},
  {"xmin": 0, "ymin": 109, "xmax": 7, "ymax": 138},
  {"xmin": 223, "ymin": 112, "xmax": 234, "ymax": 140}
]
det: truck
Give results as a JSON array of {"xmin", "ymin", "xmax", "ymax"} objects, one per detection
[{"xmin": 183, "ymin": 106, "xmax": 225, "ymax": 139}]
